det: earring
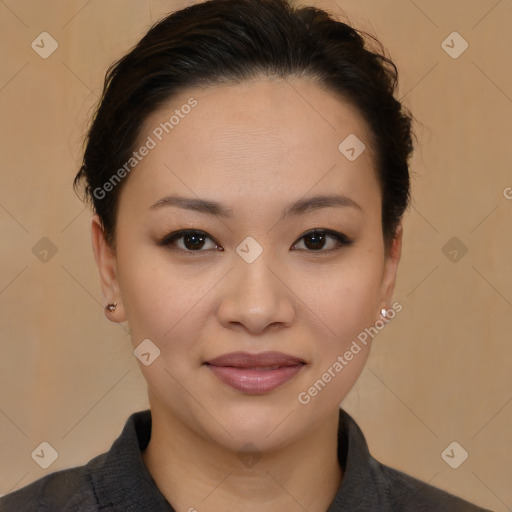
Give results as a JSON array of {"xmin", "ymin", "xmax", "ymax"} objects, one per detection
[
  {"xmin": 105, "ymin": 302, "xmax": 117, "ymax": 312},
  {"xmin": 380, "ymin": 308, "xmax": 387, "ymax": 318}
]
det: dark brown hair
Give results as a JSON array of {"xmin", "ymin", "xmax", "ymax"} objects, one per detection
[{"xmin": 74, "ymin": 0, "xmax": 414, "ymax": 251}]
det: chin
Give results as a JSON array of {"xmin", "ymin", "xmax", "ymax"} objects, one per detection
[{"xmin": 194, "ymin": 396, "xmax": 314, "ymax": 452}]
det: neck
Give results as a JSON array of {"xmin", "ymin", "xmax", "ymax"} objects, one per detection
[{"xmin": 142, "ymin": 407, "xmax": 343, "ymax": 512}]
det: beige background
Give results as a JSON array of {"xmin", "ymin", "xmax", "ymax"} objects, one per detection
[{"xmin": 1, "ymin": 0, "xmax": 511, "ymax": 510}]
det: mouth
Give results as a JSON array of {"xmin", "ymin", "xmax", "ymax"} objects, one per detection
[{"xmin": 204, "ymin": 351, "xmax": 307, "ymax": 394}]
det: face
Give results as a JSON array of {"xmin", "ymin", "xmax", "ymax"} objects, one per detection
[{"xmin": 92, "ymin": 76, "xmax": 402, "ymax": 453}]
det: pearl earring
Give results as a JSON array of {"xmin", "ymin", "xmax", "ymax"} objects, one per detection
[{"xmin": 105, "ymin": 302, "xmax": 117, "ymax": 312}]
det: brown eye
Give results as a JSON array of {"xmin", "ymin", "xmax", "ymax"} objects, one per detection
[
  {"xmin": 159, "ymin": 230, "xmax": 220, "ymax": 253},
  {"xmin": 292, "ymin": 229, "xmax": 352, "ymax": 252},
  {"xmin": 159, "ymin": 228, "xmax": 352, "ymax": 255}
]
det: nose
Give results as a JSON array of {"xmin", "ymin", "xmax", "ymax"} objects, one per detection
[{"xmin": 216, "ymin": 249, "xmax": 296, "ymax": 335}]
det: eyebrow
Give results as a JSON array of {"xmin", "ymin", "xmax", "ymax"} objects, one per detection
[{"xmin": 149, "ymin": 193, "xmax": 362, "ymax": 220}]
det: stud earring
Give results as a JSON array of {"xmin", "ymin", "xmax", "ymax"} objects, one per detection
[
  {"xmin": 380, "ymin": 308, "xmax": 388, "ymax": 318},
  {"xmin": 105, "ymin": 302, "xmax": 117, "ymax": 312}
]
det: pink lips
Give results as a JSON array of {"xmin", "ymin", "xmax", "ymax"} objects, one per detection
[{"xmin": 204, "ymin": 351, "xmax": 306, "ymax": 394}]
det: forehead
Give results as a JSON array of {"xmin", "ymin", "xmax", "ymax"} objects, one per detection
[{"xmin": 123, "ymin": 76, "xmax": 380, "ymax": 214}]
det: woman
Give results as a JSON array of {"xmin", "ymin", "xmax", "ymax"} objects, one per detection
[{"xmin": 0, "ymin": 0, "xmax": 493, "ymax": 510}]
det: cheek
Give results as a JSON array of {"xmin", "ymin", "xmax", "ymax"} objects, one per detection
[
  {"xmin": 301, "ymin": 255, "xmax": 383, "ymax": 341},
  {"xmin": 300, "ymin": 251, "xmax": 383, "ymax": 395},
  {"xmin": 116, "ymin": 245, "xmax": 218, "ymax": 354},
  {"xmin": 118, "ymin": 240, "xmax": 383, "ymax": 337},
  {"xmin": 294, "ymin": 259, "xmax": 381, "ymax": 408},
  {"xmin": 115, "ymin": 244, "xmax": 178, "ymax": 341}
]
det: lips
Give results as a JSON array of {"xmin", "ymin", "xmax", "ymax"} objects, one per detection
[{"xmin": 204, "ymin": 351, "xmax": 306, "ymax": 394}]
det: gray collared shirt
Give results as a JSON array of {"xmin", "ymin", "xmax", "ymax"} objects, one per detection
[{"xmin": 0, "ymin": 408, "xmax": 493, "ymax": 511}]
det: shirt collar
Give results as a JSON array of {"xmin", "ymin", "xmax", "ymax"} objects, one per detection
[
  {"xmin": 88, "ymin": 408, "xmax": 389, "ymax": 512},
  {"xmin": 88, "ymin": 410, "xmax": 174, "ymax": 512},
  {"xmin": 328, "ymin": 408, "xmax": 391, "ymax": 511}
]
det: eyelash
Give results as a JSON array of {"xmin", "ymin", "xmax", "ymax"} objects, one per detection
[{"xmin": 158, "ymin": 229, "xmax": 353, "ymax": 255}]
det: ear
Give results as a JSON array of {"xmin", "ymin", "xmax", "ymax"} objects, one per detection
[
  {"xmin": 91, "ymin": 214, "xmax": 126, "ymax": 322},
  {"xmin": 377, "ymin": 223, "xmax": 403, "ymax": 317}
]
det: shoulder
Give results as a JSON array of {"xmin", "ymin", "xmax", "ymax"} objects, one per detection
[
  {"xmin": 336, "ymin": 408, "xmax": 494, "ymax": 512},
  {"xmin": 0, "ymin": 410, "xmax": 161, "ymax": 512},
  {"xmin": 0, "ymin": 410, "xmax": 151, "ymax": 512},
  {"xmin": 0, "ymin": 453, "xmax": 106, "ymax": 512},
  {"xmin": 375, "ymin": 459, "xmax": 494, "ymax": 512}
]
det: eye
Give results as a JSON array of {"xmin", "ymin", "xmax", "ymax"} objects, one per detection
[
  {"xmin": 291, "ymin": 229, "xmax": 353, "ymax": 252},
  {"xmin": 158, "ymin": 230, "xmax": 221, "ymax": 254},
  {"xmin": 159, "ymin": 228, "xmax": 352, "ymax": 255}
]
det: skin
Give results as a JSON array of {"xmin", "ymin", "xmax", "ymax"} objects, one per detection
[{"xmin": 91, "ymin": 75, "xmax": 402, "ymax": 512}]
